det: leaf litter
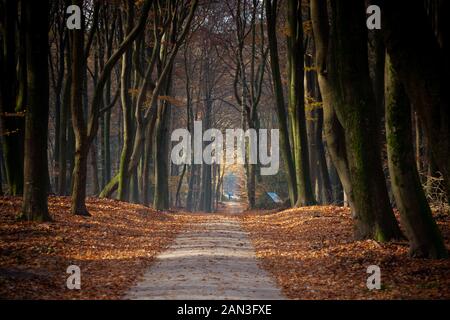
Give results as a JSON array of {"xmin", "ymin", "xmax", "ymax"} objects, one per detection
[
  {"xmin": 0, "ymin": 196, "xmax": 199, "ymax": 299},
  {"xmin": 241, "ymin": 206, "xmax": 450, "ymax": 299}
]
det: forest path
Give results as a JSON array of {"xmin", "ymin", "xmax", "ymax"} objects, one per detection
[{"xmin": 124, "ymin": 202, "xmax": 285, "ymax": 300}]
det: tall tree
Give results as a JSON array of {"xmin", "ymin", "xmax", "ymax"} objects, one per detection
[
  {"xmin": 265, "ymin": 0, "xmax": 297, "ymax": 206},
  {"xmin": 311, "ymin": 0, "xmax": 402, "ymax": 241},
  {"xmin": 379, "ymin": 0, "xmax": 450, "ymax": 205},
  {"xmin": 19, "ymin": 0, "xmax": 51, "ymax": 221},
  {"xmin": 48, "ymin": 1, "xmax": 67, "ymax": 194},
  {"xmin": 286, "ymin": 0, "xmax": 315, "ymax": 206},
  {"xmin": 117, "ymin": 0, "xmax": 135, "ymax": 201},
  {"xmin": 0, "ymin": 0, "xmax": 24, "ymax": 195},
  {"xmin": 385, "ymin": 55, "xmax": 447, "ymax": 258},
  {"xmin": 153, "ymin": 74, "xmax": 172, "ymax": 210},
  {"xmin": 70, "ymin": 0, "xmax": 90, "ymax": 215},
  {"xmin": 58, "ymin": 41, "xmax": 71, "ymax": 196},
  {"xmin": 199, "ymin": 50, "xmax": 213, "ymax": 212}
]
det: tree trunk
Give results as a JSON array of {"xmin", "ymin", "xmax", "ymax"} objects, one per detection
[
  {"xmin": 52, "ymin": 26, "xmax": 65, "ymax": 192},
  {"xmin": 58, "ymin": 42, "xmax": 71, "ymax": 195},
  {"xmin": 328, "ymin": 157, "xmax": 343, "ymax": 205},
  {"xmin": 311, "ymin": 0, "xmax": 402, "ymax": 241},
  {"xmin": 153, "ymin": 97, "xmax": 171, "ymax": 210},
  {"xmin": 323, "ymin": 98, "xmax": 355, "ymax": 211},
  {"xmin": 186, "ymin": 164, "xmax": 198, "ymax": 211},
  {"xmin": 287, "ymin": 0, "xmax": 315, "ymax": 206},
  {"xmin": 70, "ymin": 0, "xmax": 90, "ymax": 216},
  {"xmin": 142, "ymin": 109, "xmax": 157, "ymax": 205},
  {"xmin": 0, "ymin": 0, "xmax": 24, "ymax": 196},
  {"xmin": 153, "ymin": 66, "xmax": 172, "ymax": 210},
  {"xmin": 200, "ymin": 110, "xmax": 213, "ymax": 212},
  {"xmin": 90, "ymin": 142, "xmax": 100, "ymax": 195},
  {"xmin": 380, "ymin": 0, "xmax": 450, "ymax": 205},
  {"xmin": 102, "ymin": 16, "xmax": 115, "ymax": 188},
  {"xmin": 315, "ymin": 107, "xmax": 332, "ymax": 204},
  {"xmin": 67, "ymin": 109, "xmax": 75, "ymax": 193},
  {"xmin": 306, "ymin": 50, "xmax": 332, "ymax": 204},
  {"xmin": 265, "ymin": 0, "xmax": 297, "ymax": 206},
  {"xmin": 385, "ymin": 55, "xmax": 447, "ymax": 258},
  {"xmin": 118, "ymin": 1, "xmax": 134, "ymax": 201},
  {"xmin": 20, "ymin": 0, "xmax": 51, "ymax": 221},
  {"xmin": 175, "ymin": 164, "xmax": 187, "ymax": 207}
]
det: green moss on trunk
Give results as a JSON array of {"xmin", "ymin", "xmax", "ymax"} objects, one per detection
[{"xmin": 386, "ymin": 56, "xmax": 447, "ymax": 258}]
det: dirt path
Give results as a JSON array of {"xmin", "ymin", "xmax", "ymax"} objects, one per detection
[{"xmin": 124, "ymin": 202, "xmax": 285, "ymax": 300}]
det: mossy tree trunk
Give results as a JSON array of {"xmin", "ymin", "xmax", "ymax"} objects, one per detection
[
  {"xmin": 380, "ymin": 0, "xmax": 450, "ymax": 205},
  {"xmin": 385, "ymin": 55, "xmax": 447, "ymax": 258},
  {"xmin": 20, "ymin": 0, "xmax": 51, "ymax": 221},
  {"xmin": 311, "ymin": 0, "xmax": 355, "ymax": 215},
  {"xmin": 311, "ymin": 0, "xmax": 402, "ymax": 241},
  {"xmin": 322, "ymin": 92, "xmax": 355, "ymax": 213},
  {"xmin": 117, "ymin": 1, "xmax": 134, "ymax": 202}
]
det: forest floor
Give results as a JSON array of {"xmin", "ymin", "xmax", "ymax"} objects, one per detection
[
  {"xmin": 1, "ymin": 196, "xmax": 449, "ymax": 299},
  {"xmin": 0, "ymin": 196, "xmax": 197, "ymax": 299},
  {"xmin": 242, "ymin": 206, "xmax": 450, "ymax": 299}
]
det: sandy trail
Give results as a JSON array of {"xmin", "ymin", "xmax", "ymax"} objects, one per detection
[{"xmin": 124, "ymin": 202, "xmax": 285, "ymax": 300}]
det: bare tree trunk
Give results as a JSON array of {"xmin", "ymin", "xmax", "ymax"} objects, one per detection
[
  {"xmin": 287, "ymin": 0, "xmax": 315, "ymax": 206},
  {"xmin": 200, "ymin": 112, "xmax": 212, "ymax": 212},
  {"xmin": 175, "ymin": 164, "xmax": 187, "ymax": 207},
  {"xmin": 265, "ymin": 0, "xmax": 297, "ymax": 206},
  {"xmin": 153, "ymin": 97, "xmax": 171, "ymax": 210},
  {"xmin": 20, "ymin": 0, "xmax": 51, "ymax": 221},
  {"xmin": 315, "ymin": 107, "xmax": 332, "ymax": 204},
  {"xmin": 57, "ymin": 35, "xmax": 71, "ymax": 195},
  {"xmin": 90, "ymin": 142, "xmax": 100, "ymax": 195},
  {"xmin": 70, "ymin": 0, "xmax": 90, "ymax": 216},
  {"xmin": 0, "ymin": 0, "xmax": 24, "ymax": 196}
]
